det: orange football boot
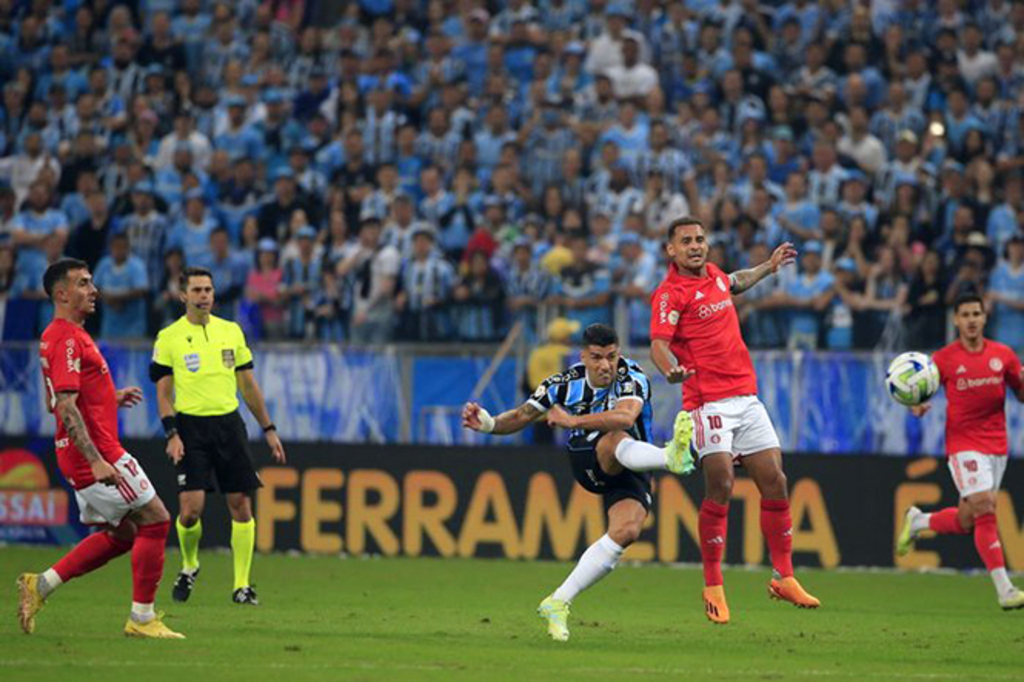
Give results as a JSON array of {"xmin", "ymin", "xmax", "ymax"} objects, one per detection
[
  {"xmin": 768, "ymin": 576, "xmax": 820, "ymax": 609},
  {"xmin": 703, "ymin": 585, "xmax": 730, "ymax": 624}
]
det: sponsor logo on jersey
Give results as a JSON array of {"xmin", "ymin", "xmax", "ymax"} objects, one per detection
[
  {"xmin": 956, "ymin": 376, "xmax": 1004, "ymax": 390},
  {"xmin": 990, "ymin": 358, "xmax": 1004, "ymax": 372},
  {"xmin": 65, "ymin": 340, "xmax": 80, "ymax": 374},
  {"xmin": 956, "ymin": 365, "xmax": 967, "ymax": 374},
  {"xmin": 695, "ymin": 290, "xmax": 705, "ymax": 300},
  {"xmin": 658, "ymin": 292, "xmax": 670, "ymax": 324},
  {"xmin": 716, "ymin": 277, "xmax": 727, "ymax": 292},
  {"xmin": 222, "ymin": 349, "xmax": 236, "ymax": 368},
  {"xmin": 697, "ymin": 298, "xmax": 735, "ymax": 320},
  {"xmin": 668, "ymin": 310, "xmax": 680, "ymax": 324},
  {"xmin": 184, "ymin": 353, "xmax": 201, "ymax": 372}
]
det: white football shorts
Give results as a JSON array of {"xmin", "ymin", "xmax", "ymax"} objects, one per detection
[
  {"xmin": 948, "ymin": 451, "xmax": 1008, "ymax": 499},
  {"xmin": 74, "ymin": 453, "xmax": 156, "ymax": 526},
  {"xmin": 691, "ymin": 395, "xmax": 782, "ymax": 460}
]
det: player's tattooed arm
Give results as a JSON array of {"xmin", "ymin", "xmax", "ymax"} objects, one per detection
[
  {"xmin": 729, "ymin": 242, "xmax": 797, "ymax": 294},
  {"xmin": 54, "ymin": 392, "xmax": 102, "ymax": 463},
  {"xmin": 462, "ymin": 401, "xmax": 542, "ymax": 435}
]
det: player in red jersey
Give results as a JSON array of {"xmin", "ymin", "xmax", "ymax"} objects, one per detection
[
  {"xmin": 897, "ymin": 293, "xmax": 1024, "ymax": 609},
  {"xmin": 16, "ymin": 258, "xmax": 184, "ymax": 638},
  {"xmin": 649, "ymin": 216, "xmax": 820, "ymax": 624}
]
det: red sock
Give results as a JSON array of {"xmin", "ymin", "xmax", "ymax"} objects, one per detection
[
  {"xmin": 760, "ymin": 498, "xmax": 794, "ymax": 578},
  {"xmin": 132, "ymin": 521, "xmax": 169, "ymax": 604},
  {"xmin": 928, "ymin": 507, "xmax": 968, "ymax": 535},
  {"xmin": 699, "ymin": 500, "xmax": 729, "ymax": 587},
  {"xmin": 973, "ymin": 514, "xmax": 1005, "ymax": 572},
  {"xmin": 53, "ymin": 530, "xmax": 133, "ymax": 582}
]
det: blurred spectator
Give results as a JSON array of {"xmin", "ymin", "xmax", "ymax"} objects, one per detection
[
  {"xmin": 94, "ymin": 232, "xmax": 148, "ymax": 339},
  {"xmin": 0, "ymin": 243, "xmax": 28, "ymax": 339},
  {"xmin": 825, "ymin": 257, "xmax": 860, "ymax": 350},
  {"xmin": 859, "ymin": 246, "xmax": 909, "ymax": 348},
  {"xmin": 737, "ymin": 242, "xmax": 784, "ymax": 348},
  {"xmin": 395, "ymin": 226, "xmax": 455, "ymax": 341},
  {"xmin": 776, "ymin": 241, "xmax": 835, "ymax": 350},
  {"xmin": 154, "ymin": 248, "xmax": 186, "ymax": 330},
  {"xmin": 10, "ymin": 180, "xmax": 69, "ymax": 279},
  {"xmin": 612, "ymin": 232, "xmax": 658, "ymax": 346},
  {"xmin": 338, "ymin": 217, "xmax": 400, "ymax": 344},
  {"xmin": 199, "ymin": 227, "xmax": 250, "ymax": 320},
  {"xmin": 281, "ymin": 225, "xmax": 323, "ymax": 339},
  {"xmin": 905, "ymin": 250, "xmax": 948, "ymax": 349},
  {"xmin": 986, "ymin": 235, "xmax": 1024, "ymax": 351},
  {"xmin": 525, "ymin": 317, "xmax": 580, "ymax": 444},
  {"xmin": 452, "ymin": 249, "xmax": 506, "ymax": 341},
  {"xmin": 167, "ymin": 190, "xmax": 219, "ymax": 265},
  {"xmin": 245, "ymin": 239, "xmax": 287, "ymax": 340},
  {"xmin": 550, "ymin": 232, "xmax": 612, "ymax": 337}
]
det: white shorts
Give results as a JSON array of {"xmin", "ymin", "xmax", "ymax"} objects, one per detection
[
  {"xmin": 73, "ymin": 453, "xmax": 156, "ymax": 527},
  {"xmin": 947, "ymin": 452, "xmax": 1008, "ymax": 499},
  {"xmin": 691, "ymin": 395, "xmax": 781, "ymax": 460}
]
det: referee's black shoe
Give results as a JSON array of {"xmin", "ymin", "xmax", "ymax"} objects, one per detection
[
  {"xmin": 172, "ymin": 568, "xmax": 199, "ymax": 603},
  {"xmin": 232, "ymin": 586, "xmax": 259, "ymax": 606}
]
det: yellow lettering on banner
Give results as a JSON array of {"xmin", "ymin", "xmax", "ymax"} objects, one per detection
[
  {"xmin": 732, "ymin": 478, "xmax": 763, "ymax": 566},
  {"xmin": 996, "ymin": 491, "xmax": 1024, "ymax": 571},
  {"xmin": 255, "ymin": 467, "xmax": 299, "ymax": 552},
  {"xmin": 458, "ymin": 471, "xmax": 521, "ymax": 558},
  {"xmin": 520, "ymin": 475, "xmax": 603, "ymax": 560},
  {"xmin": 403, "ymin": 471, "xmax": 458, "ymax": 557},
  {"xmin": 790, "ymin": 479, "xmax": 840, "ymax": 568},
  {"xmin": 656, "ymin": 476, "xmax": 699, "ymax": 563},
  {"xmin": 301, "ymin": 469, "xmax": 343, "ymax": 554},
  {"xmin": 894, "ymin": 483, "xmax": 942, "ymax": 569},
  {"xmin": 347, "ymin": 470, "xmax": 400, "ymax": 556}
]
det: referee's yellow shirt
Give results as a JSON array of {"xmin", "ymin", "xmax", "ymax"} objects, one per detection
[{"xmin": 150, "ymin": 315, "xmax": 254, "ymax": 417}]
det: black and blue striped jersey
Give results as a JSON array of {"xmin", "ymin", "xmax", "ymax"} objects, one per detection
[{"xmin": 526, "ymin": 356, "xmax": 654, "ymax": 444}]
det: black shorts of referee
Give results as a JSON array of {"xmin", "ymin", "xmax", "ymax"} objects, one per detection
[{"xmin": 175, "ymin": 411, "xmax": 262, "ymax": 493}]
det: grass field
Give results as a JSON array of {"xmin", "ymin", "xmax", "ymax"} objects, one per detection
[{"xmin": 1, "ymin": 546, "xmax": 1022, "ymax": 681}]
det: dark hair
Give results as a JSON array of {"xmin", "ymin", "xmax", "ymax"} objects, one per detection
[
  {"xmin": 954, "ymin": 291, "xmax": 985, "ymax": 313},
  {"xmin": 179, "ymin": 265, "xmax": 213, "ymax": 289},
  {"xmin": 666, "ymin": 216, "xmax": 705, "ymax": 242},
  {"xmin": 43, "ymin": 258, "xmax": 88, "ymax": 299},
  {"xmin": 582, "ymin": 323, "xmax": 618, "ymax": 348}
]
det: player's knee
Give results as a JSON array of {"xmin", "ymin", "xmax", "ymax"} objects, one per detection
[
  {"xmin": 761, "ymin": 470, "xmax": 788, "ymax": 499},
  {"xmin": 609, "ymin": 521, "xmax": 643, "ymax": 547},
  {"xmin": 971, "ymin": 496, "xmax": 997, "ymax": 518},
  {"xmin": 178, "ymin": 510, "xmax": 200, "ymax": 527},
  {"xmin": 109, "ymin": 519, "xmax": 137, "ymax": 543},
  {"xmin": 706, "ymin": 477, "xmax": 733, "ymax": 504}
]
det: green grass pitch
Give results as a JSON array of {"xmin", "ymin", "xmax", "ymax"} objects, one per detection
[{"xmin": 1, "ymin": 546, "xmax": 1022, "ymax": 681}]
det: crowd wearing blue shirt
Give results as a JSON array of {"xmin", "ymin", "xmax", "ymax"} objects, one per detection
[{"xmin": 1, "ymin": 0, "xmax": 1023, "ymax": 352}]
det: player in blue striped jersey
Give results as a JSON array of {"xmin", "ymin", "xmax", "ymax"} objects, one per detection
[{"xmin": 462, "ymin": 323, "xmax": 694, "ymax": 642}]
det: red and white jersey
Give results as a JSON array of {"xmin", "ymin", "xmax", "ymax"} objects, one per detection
[
  {"xmin": 932, "ymin": 339, "xmax": 1023, "ymax": 457},
  {"xmin": 39, "ymin": 318, "xmax": 125, "ymax": 489},
  {"xmin": 650, "ymin": 262, "xmax": 758, "ymax": 410}
]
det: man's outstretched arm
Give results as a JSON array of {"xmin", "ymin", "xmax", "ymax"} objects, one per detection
[
  {"xmin": 463, "ymin": 401, "xmax": 543, "ymax": 435},
  {"xmin": 729, "ymin": 242, "xmax": 797, "ymax": 295}
]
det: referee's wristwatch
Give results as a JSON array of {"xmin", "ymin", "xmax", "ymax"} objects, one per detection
[{"xmin": 162, "ymin": 416, "xmax": 178, "ymax": 440}]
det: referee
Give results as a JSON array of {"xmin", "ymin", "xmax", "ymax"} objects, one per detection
[{"xmin": 150, "ymin": 266, "xmax": 286, "ymax": 606}]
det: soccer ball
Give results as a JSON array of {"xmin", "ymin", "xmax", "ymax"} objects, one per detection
[{"xmin": 886, "ymin": 352, "xmax": 940, "ymax": 406}]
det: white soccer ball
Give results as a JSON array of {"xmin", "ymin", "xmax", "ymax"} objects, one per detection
[{"xmin": 886, "ymin": 351, "xmax": 941, "ymax": 406}]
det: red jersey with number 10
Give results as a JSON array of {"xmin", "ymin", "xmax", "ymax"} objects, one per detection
[
  {"xmin": 39, "ymin": 318, "xmax": 125, "ymax": 489},
  {"xmin": 931, "ymin": 339, "xmax": 1023, "ymax": 456},
  {"xmin": 650, "ymin": 262, "xmax": 758, "ymax": 410}
]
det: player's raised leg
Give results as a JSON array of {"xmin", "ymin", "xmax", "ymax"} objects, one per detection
[
  {"xmin": 173, "ymin": 491, "xmax": 205, "ymax": 602},
  {"xmin": 540, "ymin": 497, "xmax": 644, "ymax": 642},
  {"xmin": 17, "ymin": 520, "xmax": 135, "ymax": 634},
  {"xmin": 699, "ymin": 451, "xmax": 733, "ymax": 623},
  {"xmin": 227, "ymin": 492, "xmax": 258, "ymax": 605},
  {"xmin": 743, "ymin": 448, "xmax": 819, "ymax": 609},
  {"xmin": 896, "ymin": 503, "xmax": 971, "ymax": 556},
  {"xmin": 123, "ymin": 496, "xmax": 184, "ymax": 639},
  {"xmin": 962, "ymin": 490, "xmax": 1024, "ymax": 609},
  {"xmin": 608, "ymin": 413, "xmax": 695, "ymax": 475}
]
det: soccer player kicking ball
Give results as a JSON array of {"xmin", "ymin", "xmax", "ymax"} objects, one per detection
[
  {"xmin": 462, "ymin": 323, "xmax": 695, "ymax": 642},
  {"xmin": 17, "ymin": 259, "xmax": 184, "ymax": 639},
  {"xmin": 649, "ymin": 217, "xmax": 820, "ymax": 625},
  {"xmin": 897, "ymin": 293, "xmax": 1024, "ymax": 610}
]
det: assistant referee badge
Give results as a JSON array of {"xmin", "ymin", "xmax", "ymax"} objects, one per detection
[{"xmin": 222, "ymin": 349, "xmax": 236, "ymax": 368}]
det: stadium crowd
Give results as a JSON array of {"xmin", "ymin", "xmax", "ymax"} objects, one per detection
[{"xmin": 0, "ymin": 0, "xmax": 1023, "ymax": 351}]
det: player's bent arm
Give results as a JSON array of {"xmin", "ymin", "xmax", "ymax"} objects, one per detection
[
  {"xmin": 566, "ymin": 399, "xmax": 642, "ymax": 432},
  {"xmin": 650, "ymin": 338, "xmax": 678, "ymax": 376},
  {"xmin": 54, "ymin": 392, "xmax": 103, "ymax": 463},
  {"xmin": 728, "ymin": 260, "xmax": 775, "ymax": 295},
  {"xmin": 490, "ymin": 402, "xmax": 544, "ymax": 435},
  {"xmin": 236, "ymin": 369, "xmax": 275, "ymax": 430}
]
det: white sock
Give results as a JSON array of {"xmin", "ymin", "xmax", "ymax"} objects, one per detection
[
  {"xmin": 38, "ymin": 568, "xmax": 63, "ymax": 599},
  {"xmin": 131, "ymin": 602, "xmax": 155, "ymax": 623},
  {"xmin": 910, "ymin": 511, "xmax": 931, "ymax": 536},
  {"xmin": 551, "ymin": 534, "xmax": 624, "ymax": 603},
  {"xmin": 614, "ymin": 438, "xmax": 668, "ymax": 472},
  {"xmin": 991, "ymin": 568, "xmax": 1016, "ymax": 598}
]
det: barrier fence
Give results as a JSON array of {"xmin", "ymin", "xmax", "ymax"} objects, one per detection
[
  {"xmin": 4, "ymin": 438, "xmax": 1024, "ymax": 571},
  {"xmin": 2, "ymin": 343, "xmax": 1023, "ymax": 456}
]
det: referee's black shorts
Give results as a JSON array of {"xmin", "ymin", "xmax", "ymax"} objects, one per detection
[{"xmin": 175, "ymin": 411, "xmax": 262, "ymax": 494}]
